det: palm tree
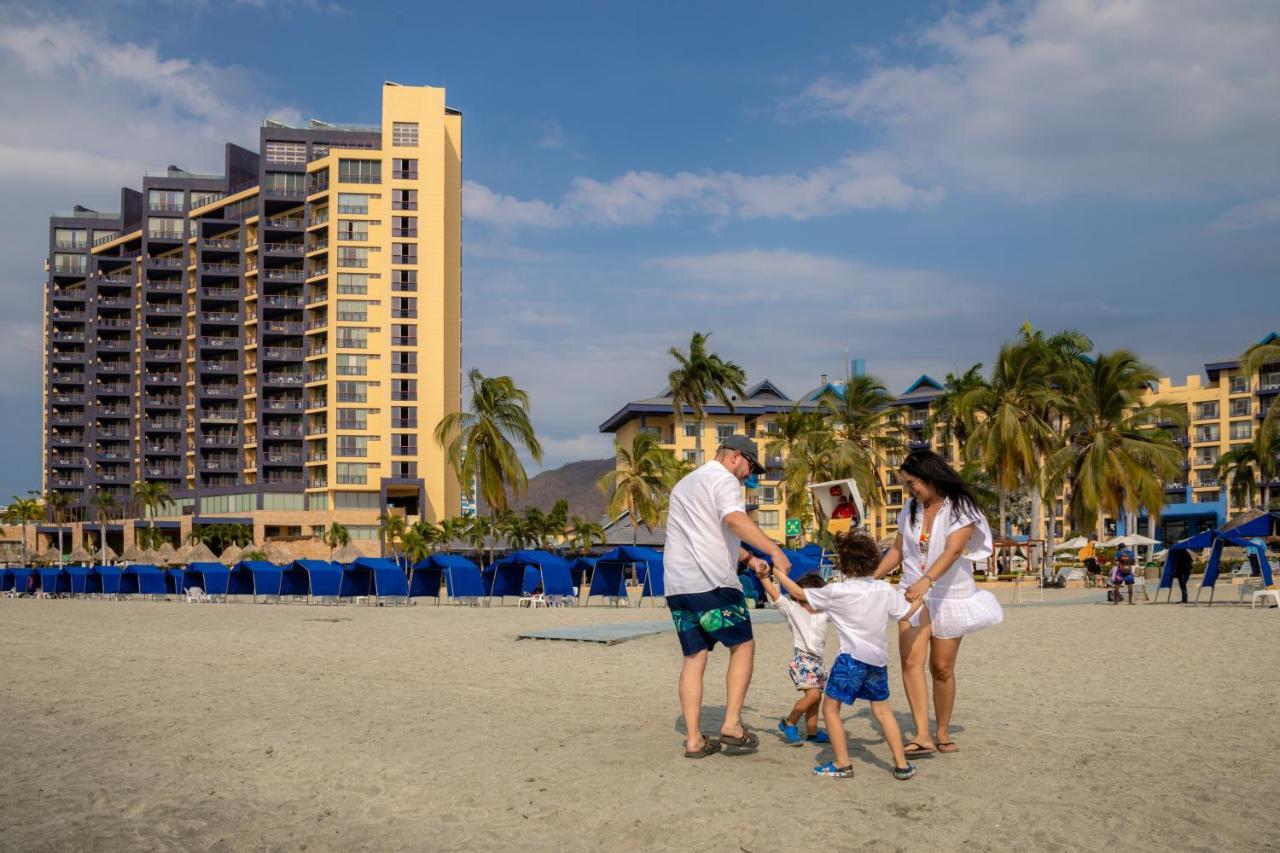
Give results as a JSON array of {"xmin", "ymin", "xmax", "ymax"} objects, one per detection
[
  {"xmin": 819, "ymin": 374, "xmax": 904, "ymax": 514},
  {"xmin": 3, "ymin": 496, "xmax": 43, "ymax": 563},
  {"xmin": 765, "ymin": 408, "xmax": 828, "ymax": 535},
  {"xmin": 400, "ymin": 520, "xmax": 438, "ymax": 568},
  {"xmin": 322, "ymin": 522, "xmax": 350, "ymax": 562},
  {"xmin": 667, "ymin": 331, "xmax": 748, "ymax": 465},
  {"xmin": 927, "ymin": 364, "xmax": 986, "ymax": 449},
  {"xmin": 1045, "ymin": 350, "xmax": 1187, "ymax": 537},
  {"xmin": 566, "ymin": 515, "xmax": 606, "ymax": 555},
  {"xmin": 43, "ymin": 490, "xmax": 74, "ymax": 567},
  {"xmin": 132, "ymin": 480, "xmax": 174, "ymax": 553},
  {"xmin": 435, "ymin": 368, "xmax": 543, "ymax": 522},
  {"xmin": 379, "ymin": 512, "xmax": 407, "ymax": 566},
  {"xmin": 1215, "ymin": 445, "xmax": 1259, "ymax": 509},
  {"xmin": 463, "ymin": 515, "xmax": 494, "ymax": 565},
  {"xmin": 90, "ymin": 490, "xmax": 118, "ymax": 566},
  {"xmin": 1242, "ymin": 339, "xmax": 1280, "ymax": 449},
  {"xmin": 958, "ymin": 339, "xmax": 1064, "ymax": 539},
  {"xmin": 438, "ymin": 516, "xmax": 470, "ymax": 552},
  {"xmin": 598, "ymin": 432, "xmax": 678, "ymax": 546}
]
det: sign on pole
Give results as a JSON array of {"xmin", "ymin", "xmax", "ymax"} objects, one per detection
[{"xmin": 785, "ymin": 518, "xmax": 801, "ymax": 537}]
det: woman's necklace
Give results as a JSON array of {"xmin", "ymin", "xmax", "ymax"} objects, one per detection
[{"xmin": 918, "ymin": 499, "xmax": 937, "ymax": 553}]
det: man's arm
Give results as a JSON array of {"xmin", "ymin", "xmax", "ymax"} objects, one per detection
[
  {"xmin": 769, "ymin": 563, "xmax": 808, "ymax": 604},
  {"xmin": 757, "ymin": 570, "xmax": 782, "ymax": 603},
  {"xmin": 724, "ymin": 511, "xmax": 791, "ymax": 575}
]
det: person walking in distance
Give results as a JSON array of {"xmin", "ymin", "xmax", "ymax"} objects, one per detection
[{"xmin": 665, "ymin": 435, "xmax": 791, "ymax": 758}]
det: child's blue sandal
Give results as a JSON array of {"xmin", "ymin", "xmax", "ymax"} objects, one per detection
[
  {"xmin": 893, "ymin": 763, "xmax": 917, "ymax": 780},
  {"xmin": 777, "ymin": 720, "xmax": 804, "ymax": 746},
  {"xmin": 806, "ymin": 730, "xmax": 830, "ymax": 744},
  {"xmin": 812, "ymin": 761, "xmax": 853, "ymax": 778}
]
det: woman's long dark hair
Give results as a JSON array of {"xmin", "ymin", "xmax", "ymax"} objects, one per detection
[{"xmin": 901, "ymin": 449, "xmax": 980, "ymax": 526}]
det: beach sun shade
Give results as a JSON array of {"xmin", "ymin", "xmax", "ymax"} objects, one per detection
[
  {"xmin": 124, "ymin": 564, "xmax": 167, "ymax": 595},
  {"xmin": 189, "ymin": 561, "xmax": 229, "ymax": 595},
  {"xmin": 488, "ymin": 550, "xmax": 573, "ymax": 602},
  {"xmin": 595, "ymin": 546, "xmax": 666, "ymax": 602},
  {"xmin": 338, "ymin": 562, "xmax": 374, "ymax": 598},
  {"xmin": 226, "ymin": 562, "xmax": 256, "ymax": 596},
  {"xmin": 36, "ymin": 567, "xmax": 71, "ymax": 595},
  {"xmin": 279, "ymin": 562, "xmax": 311, "ymax": 597},
  {"xmin": 409, "ymin": 554, "xmax": 479, "ymax": 600},
  {"xmin": 438, "ymin": 558, "xmax": 485, "ymax": 601},
  {"xmin": 64, "ymin": 565, "xmax": 102, "ymax": 595},
  {"xmin": 351, "ymin": 558, "xmax": 409, "ymax": 599},
  {"xmin": 292, "ymin": 560, "xmax": 340, "ymax": 598},
  {"xmin": 95, "ymin": 565, "xmax": 123, "ymax": 595},
  {"xmin": 241, "ymin": 561, "xmax": 284, "ymax": 599}
]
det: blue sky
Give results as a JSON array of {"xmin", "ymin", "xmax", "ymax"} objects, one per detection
[{"xmin": 1, "ymin": 0, "xmax": 1278, "ymax": 498}]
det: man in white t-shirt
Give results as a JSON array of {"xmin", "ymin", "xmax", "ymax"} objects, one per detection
[{"xmin": 665, "ymin": 434, "xmax": 791, "ymax": 758}]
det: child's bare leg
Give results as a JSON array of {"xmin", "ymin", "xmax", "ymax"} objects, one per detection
[
  {"xmin": 804, "ymin": 691, "xmax": 821, "ymax": 735},
  {"xmin": 822, "ymin": 697, "xmax": 851, "ymax": 767},
  {"xmin": 870, "ymin": 699, "xmax": 908, "ymax": 768},
  {"xmin": 787, "ymin": 689, "xmax": 821, "ymax": 727}
]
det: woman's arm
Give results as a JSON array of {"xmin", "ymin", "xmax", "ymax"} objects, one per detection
[
  {"xmin": 904, "ymin": 523, "xmax": 974, "ymax": 602},
  {"xmin": 873, "ymin": 533, "xmax": 904, "ymax": 580}
]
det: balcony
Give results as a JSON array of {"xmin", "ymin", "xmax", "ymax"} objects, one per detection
[
  {"xmin": 144, "ymin": 465, "xmax": 183, "ymax": 478},
  {"xmin": 391, "ymin": 228, "xmax": 417, "ymax": 238},
  {"xmin": 307, "ymin": 213, "xmax": 329, "ymax": 228},
  {"xmin": 1164, "ymin": 481, "xmax": 1187, "ymax": 491},
  {"xmin": 264, "ymin": 373, "xmax": 304, "ymax": 386},
  {"xmin": 144, "ymin": 443, "xmax": 182, "ymax": 454},
  {"xmin": 145, "ymin": 303, "xmax": 184, "ymax": 315},
  {"xmin": 307, "ymin": 478, "xmax": 329, "ymax": 489},
  {"xmin": 391, "ymin": 419, "xmax": 418, "ymax": 429},
  {"xmin": 306, "ymin": 398, "xmax": 328, "ymax": 410},
  {"xmin": 1196, "ymin": 477, "xmax": 1220, "ymax": 488},
  {"xmin": 51, "ymin": 287, "xmax": 87, "ymax": 300},
  {"xmin": 198, "ymin": 336, "xmax": 239, "ymax": 349},
  {"xmin": 306, "ymin": 372, "xmax": 328, "ymax": 384},
  {"xmin": 143, "ymin": 395, "xmax": 180, "ymax": 408},
  {"xmin": 264, "ymin": 473, "xmax": 304, "ymax": 485},
  {"xmin": 99, "ymin": 340, "xmax": 134, "ymax": 353},
  {"xmin": 49, "ymin": 413, "xmax": 83, "ymax": 425},
  {"xmin": 95, "ymin": 446, "xmax": 129, "ymax": 460},
  {"xmin": 146, "ymin": 280, "xmax": 184, "ymax": 292},
  {"xmin": 199, "ymin": 311, "xmax": 240, "ymax": 324},
  {"xmin": 145, "ymin": 256, "xmax": 185, "ymax": 269},
  {"xmin": 263, "ymin": 295, "xmax": 304, "ymax": 309},
  {"xmin": 53, "ymin": 263, "xmax": 88, "ymax": 277},
  {"xmin": 200, "ymin": 238, "xmax": 240, "ymax": 250},
  {"xmin": 263, "ymin": 347, "xmax": 303, "ymax": 361},
  {"xmin": 262, "ymin": 320, "xmax": 303, "ymax": 335},
  {"xmin": 201, "ymin": 286, "xmax": 240, "ymax": 299},
  {"xmin": 51, "ymin": 351, "xmax": 85, "ymax": 364},
  {"xmin": 391, "ymin": 336, "xmax": 417, "ymax": 346},
  {"xmin": 201, "ymin": 385, "xmax": 239, "ymax": 398},
  {"xmin": 392, "ymin": 309, "xmax": 417, "ymax": 319},
  {"xmin": 52, "ymin": 310, "xmax": 87, "ymax": 321},
  {"xmin": 144, "ymin": 418, "xmax": 181, "ymax": 431},
  {"xmin": 100, "ymin": 296, "xmax": 135, "ymax": 310},
  {"xmin": 200, "ymin": 262, "xmax": 240, "ymax": 275},
  {"xmin": 306, "ymin": 452, "xmax": 328, "ymax": 463},
  {"xmin": 263, "ymin": 399, "xmax": 305, "ymax": 412},
  {"xmin": 97, "ymin": 426, "xmax": 131, "ymax": 438},
  {"xmin": 263, "ymin": 424, "xmax": 305, "ymax": 438},
  {"xmin": 201, "ymin": 431, "xmax": 239, "ymax": 447},
  {"xmin": 307, "ymin": 239, "xmax": 329, "ymax": 254},
  {"xmin": 263, "ymin": 452, "xmax": 303, "ymax": 465},
  {"xmin": 51, "ymin": 372, "xmax": 85, "ymax": 384},
  {"xmin": 101, "ymin": 273, "xmax": 134, "ymax": 285},
  {"xmin": 262, "ymin": 269, "xmax": 304, "ymax": 282},
  {"xmin": 95, "ymin": 382, "xmax": 131, "ymax": 394},
  {"xmin": 50, "ymin": 476, "xmax": 85, "ymax": 488},
  {"xmin": 392, "ymin": 200, "xmax": 417, "ymax": 211},
  {"xmin": 97, "ymin": 318, "xmax": 132, "ymax": 330},
  {"xmin": 200, "ymin": 458, "xmax": 239, "ymax": 471},
  {"xmin": 51, "ymin": 331, "xmax": 86, "ymax": 343},
  {"xmin": 198, "ymin": 360, "xmax": 237, "ymax": 373},
  {"xmin": 143, "ymin": 326, "xmax": 182, "ymax": 339},
  {"xmin": 264, "ymin": 242, "xmax": 304, "ymax": 256},
  {"xmin": 143, "ymin": 348, "xmax": 182, "ymax": 361},
  {"xmin": 97, "ymin": 405, "xmax": 131, "ymax": 417},
  {"xmin": 50, "ymin": 433, "xmax": 84, "ymax": 445},
  {"xmin": 265, "ymin": 217, "xmax": 304, "ymax": 229},
  {"xmin": 51, "ymin": 392, "xmax": 85, "ymax": 404},
  {"xmin": 144, "ymin": 372, "xmax": 180, "ymax": 385}
]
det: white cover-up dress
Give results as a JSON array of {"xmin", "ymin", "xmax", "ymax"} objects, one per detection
[{"xmin": 897, "ymin": 498, "xmax": 1003, "ymax": 639}]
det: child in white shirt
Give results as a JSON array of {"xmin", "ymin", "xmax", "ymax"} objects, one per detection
[
  {"xmin": 765, "ymin": 532, "xmax": 921, "ymax": 780},
  {"xmin": 759, "ymin": 571, "xmax": 830, "ymax": 746}
]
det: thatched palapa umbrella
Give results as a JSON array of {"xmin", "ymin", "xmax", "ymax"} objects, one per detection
[
  {"xmin": 264, "ymin": 541, "xmax": 292, "ymax": 564},
  {"xmin": 186, "ymin": 542, "xmax": 218, "ymax": 564},
  {"xmin": 173, "ymin": 543, "xmax": 193, "ymax": 565},
  {"xmin": 68, "ymin": 544, "xmax": 93, "ymax": 564},
  {"xmin": 95, "ymin": 545, "xmax": 118, "ymax": 564},
  {"xmin": 120, "ymin": 543, "xmax": 146, "ymax": 564},
  {"xmin": 37, "ymin": 545, "xmax": 62, "ymax": 565},
  {"xmin": 219, "ymin": 543, "xmax": 242, "ymax": 565},
  {"xmin": 331, "ymin": 542, "xmax": 362, "ymax": 565},
  {"xmin": 157, "ymin": 541, "xmax": 177, "ymax": 561},
  {"xmin": 142, "ymin": 548, "xmax": 164, "ymax": 565}
]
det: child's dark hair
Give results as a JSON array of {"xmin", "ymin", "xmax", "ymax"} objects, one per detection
[
  {"xmin": 901, "ymin": 449, "xmax": 980, "ymax": 525},
  {"xmin": 833, "ymin": 532, "xmax": 880, "ymax": 578},
  {"xmin": 795, "ymin": 572, "xmax": 825, "ymax": 589}
]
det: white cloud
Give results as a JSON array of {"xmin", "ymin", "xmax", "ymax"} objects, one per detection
[
  {"xmin": 1210, "ymin": 197, "xmax": 1280, "ymax": 232},
  {"xmin": 464, "ymin": 154, "xmax": 940, "ymax": 229},
  {"xmin": 535, "ymin": 120, "xmax": 568, "ymax": 150},
  {"xmin": 797, "ymin": 0, "xmax": 1280, "ymax": 199}
]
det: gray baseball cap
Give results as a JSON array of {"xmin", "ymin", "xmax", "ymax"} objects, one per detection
[{"xmin": 718, "ymin": 434, "xmax": 766, "ymax": 475}]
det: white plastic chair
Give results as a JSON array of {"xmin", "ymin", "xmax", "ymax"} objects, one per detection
[
  {"xmin": 1251, "ymin": 587, "xmax": 1279, "ymax": 609},
  {"xmin": 1239, "ymin": 578, "xmax": 1265, "ymax": 603},
  {"xmin": 1131, "ymin": 572, "xmax": 1150, "ymax": 602},
  {"xmin": 184, "ymin": 585, "xmax": 210, "ymax": 603}
]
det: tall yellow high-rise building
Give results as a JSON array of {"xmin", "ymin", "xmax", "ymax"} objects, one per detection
[{"xmin": 41, "ymin": 83, "xmax": 460, "ymax": 554}]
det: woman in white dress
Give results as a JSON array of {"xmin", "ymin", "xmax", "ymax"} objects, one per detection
[{"xmin": 874, "ymin": 450, "xmax": 1003, "ymax": 757}]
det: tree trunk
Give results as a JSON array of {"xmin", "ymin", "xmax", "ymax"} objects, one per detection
[
  {"xmin": 695, "ymin": 418, "xmax": 704, "ymax": 465},
  {"xmin": 1029, "ymin": 482, "xmax": 1043, "ymax": 577},
  {"xmin": 998, "ymin": 489, "xmax": 1007, "ymax": 542}
]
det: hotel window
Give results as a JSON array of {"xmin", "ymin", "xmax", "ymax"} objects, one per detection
[
  {"xmin": 887, "ymin": 489, "xmax": 903, "ymax": 505},
  {"xmin": 337, "ymin": 219, "xmax": 370, "ymax": 241},
  {"xmin": 757, "ymin": 510, "xmax": 779, "ymax": 529},
  {"xmin": 1195, "ymin": 490, "xmax": 1219, "ymax": 503},
  {"xmin": 392, "ymin": 269, "xmax": 417, "ymax": 291},
  {"xmin": 1229, "ymin": 422, "xmax": 1252, "ymax": 441},
  {"xmin": 392, "ymin": 122, "xmax": 419, "ymax": 146},
  {"xmin": 1229, "ymin": 375, "xmax": 1249, "ymax": 394},
  {"xmin": 392, "ymin": 379, "xmax": 416, "ymax": 401},
  {"xmin": 760, "ymin": 486, "xmax": 778, "ymax": 504},
  {"xmin": 309, "ymin": 168, "xmax": 330, "ymax": 193},
  {"xmin": 1229, "ymin": 399, "xmax": 1250, "ymax": 417},
  {"xmin": 337, "ymin": 381, "xmax": 368, "ymax": 403},
  {"xmin": 337, "ymin": 299, "xmax": 369, "ymax": 322},
  {"xmin": 392, "ymin": 189, "xmax": 417, "ymax": 210},
  {"xmin": 392, "ymin": 158, "xmax": 418, "ymax": 179},
  {"xmin": 264, "ymin": 171, "xmax": 306, "ymax": 193},
  {"xmin": 148, "ymin": 189, "xmax": 183, "ymax": 211},
  {"xmin": 339, "ymin": 159, "xmax": 380, "ymax": 184},
  {"xmin": 190, "ymin": 191, "xmax": 221, "ymax": 208},
  {"xmin": 1195, "ymin": 402, "xmax": 1218, "ymax": 420},
  {"xmin": 337, "ymin": 327, "xmax": 368, "ymax": 349},
  {"xmin": 336, "ymin": 273, "xmax": 369, "ymax": 294},
  {"xmin": 337, "ymin": 435, "xmax": 368, "ymax": 457},
  {"xmin": 391, "ymin": 242, "xmax": 416, "ymax": 264},
  {"xmin": 93, "ymin": 229, "xmax": 116, "ymax": 245},
  {"xmin": 1197, "ymin": 471, "xmax": 1218, "ymax": 486},
  {"xmin": 392, "ymin": 324, "xmax": 416, "ymax": 346},
  {"xmin": 264, "ymin": 141, "xmax": 306, "ymax": 165},
  {"xmin": 147, "ymin": 217, "xmax": 183, "ymax": 239},
  {"xmin": 53, "ymin": 253, "xmax": 87, "ymax": 274},
  {"xmin": 392, "ymin": 216, "xmax": 416, "ymax": 237},
  {"xmin": 54, "ymin": 228, "xmax": 87, "ymax": 249},
  {"xmin": 337, "ymin": 354, "xmax": 368, "ymax": 376},
  {"xmin": 392, "ymin": 434, "xmax": 417, "ymax": 456},
  {"xmin": 337, "ymin": 247, "xmax": 369, "ymax": 268},
  {"xmin": 392, "ymin": 297, "xmax": 416, "ymax": 318},
  {"xmin": 682, "ymin": 450, "xmax": 700, "ymax": 463},
  {"xmin": 684, "ymin": 423, "xmax": 698, "ymax": 438},
  {"xmin": 393, "ymin": 406, "xmax": 416, "ymax": 428},
  {"xmin": 392, "ymin": 351, "xmax": 417, "ymax": 374},
  {"xmin": 1193, "ymin": 425, "xmax": 1219, "ymax": 443},
  {"xmin": 336, "ymin": 462, "xmax": 368, "ymax": 484},
  {"xmin": 716, "ymin": 423, "xmax": 736, "ymax": 440},
  {"xmin": 337, "ymin": 193, "xmax": 369, "ymax": 214},
  {"xmin": 392, "ymin": 461, "xmax": 417, "ymax": 479},
  {"xmin": 336, "ymin": 408, "xmax": 369, "ymax": 430},
  {"xmin": 1195, "ymin": 447, "xmax": 1219, "ymax": 466}
]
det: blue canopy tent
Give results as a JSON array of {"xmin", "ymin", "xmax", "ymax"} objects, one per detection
[
  {"xmin": 240, "ymin": 561, "xmax": 284, "ymax": 601},
  {"xmin": 226, "ymin": 562, "xmax": 255, "ymax": 597},
  {"xmin": 95, "ymin": 565, "xmax": 123, "ymax": 595},
  {"xmin": 65, "ymin": 565, "xmax": 101, "ymax": 595},
  {"xmin": 189, "ymin": 561, "xmax": 228, "ymax": 595},
  {"xmin": 292, "ymin": 560, "xmax": 341, "ymax": 599},
  {"xmin": 164, "ymin": 568, "xmax": 186, "ymax": 595},
  {"xmin": 595, "ymin": 546, "xmax": 665, "ymax": 605},
  {"xmin": 8, "ymin": 568, "xmax": 35, "ymax": 594},
  {"xmin": 352, "ymin": 558, "xmax": 410, "ymax": 601},
  {"xmin": 123, "ymin": 564, "xmax": 167, "ymax": 596},
  {"xmin": 36, "ymin": 567, "xmax": 71, "ymax": 595},
  {"xmin": 567, "ymin": 557, "xmax": 596, "ymax": 589},
  {"xmin": 338, "ymin": 561, "xmax": 373, "ymax": 599},
  {"xmin": 744, "ymin": 544, "xmax": 823, "ymax": 582},
  {"xmin": 279, "ymin": 562, "xmax": 311, "ymax": 598},
  {"xmin": 0, "ymin": 568, "xmax": 13, "ymax": 592},
  {"xmin": 409, "ymin": 554, "xmax": 481, "ymax": 603},
  {"xmin": 441, "ymin": 556, "xmax": 486, "ymax": 602},
  {"xmin": 487, "ymin": 551, "xmax": 573, "ymax": 604},
  {"xmin": 1157, "ymin": 515, "xmax": 1278, "ymax": 604}
]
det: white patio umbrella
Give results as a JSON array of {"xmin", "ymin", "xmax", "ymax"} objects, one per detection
[{"xmin": 1055, "ymin": 536, "xmax": 1089, "ymax": 552}]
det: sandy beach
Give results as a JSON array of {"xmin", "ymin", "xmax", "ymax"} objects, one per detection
[{"xmin": 1, "ymin": 589, "xmax": 1277, "ymax": 852}]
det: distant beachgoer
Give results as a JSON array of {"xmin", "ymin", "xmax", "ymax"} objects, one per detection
[
  {"xmin": 664, "ymin": 435, "xmax": 790, "ymax": 759},
  {"xmin": 758, "ymin": 571, "xmax": 830, "ymax": 746},
  {"xmin": 831, "ymin": 494, "xmax": 855, "ymax": 520},
  {"xmin": 767, "ymin": 532, "xmax": 920, "ymax": 780},
  {"xmin": 1079, "ymin": 539, "xmax": 1101, "ymax": 585},
  {"xmin": 1111, "ymin": 550, "xmax": 1136, "ymax": 605},
  {"xmin": 873, "ymin": 449, "xmax": 1003, "ymax": 759},
  {"xmin": 1172, "ymin": 549, "xmax": 1193, "ymax": 604}
]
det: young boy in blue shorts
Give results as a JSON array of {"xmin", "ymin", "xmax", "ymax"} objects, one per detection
[{"xmin": 763, "ymin": 532, "xmax": 919, "ymax": 780}]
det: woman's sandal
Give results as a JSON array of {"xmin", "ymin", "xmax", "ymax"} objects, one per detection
[
  {"xmin": 936, "ymin": 741, "xmax": 959, "ymax": 754},
  {"xmin": 684, "ymin": 734, "xmax": 721, "ymax": 758},
  {"xmin": 718, "ymin": 726, "xmax": 759, "ymax": 751},
  {"xmin": 903, "ymin": 741, "xmax": 935, "ymax": 758}
]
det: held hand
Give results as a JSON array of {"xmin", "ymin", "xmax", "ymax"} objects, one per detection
[
  {"xmin": 748, "ymin": 557, "xmax": 770, "ymax": 578},
  {"xmin": 773, "ymin": 552, "xmax": 792, "ymax": 576},
  {"xmin": 905, "ymin": 578, "xmax": 931, "ymax": 603}
]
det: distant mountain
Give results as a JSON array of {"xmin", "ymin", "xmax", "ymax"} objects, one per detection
[{"xmin": 477, "ymin": 458, "xmax": 615, "ymax": 522}]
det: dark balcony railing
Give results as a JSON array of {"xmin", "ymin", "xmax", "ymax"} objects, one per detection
[
  {"xmin": 97, "ymin": 405, "xmax": 131, "ymax": 416},
  {"xmin": 264, "ymin": 242, "xmax": 304, "ymax": 255},
  {"xmin": 97, "ymin": 360, "xmax": 130, "ymax": 373},
  {"xmin": 52, "ymin": 310, "xmax": 87, "ymax": 321},
  {"xmin": 264, "ymin": 399, "xmax": 305, "ymax": 412},
  {"xmin": 392, "ymin": 200, "xmax": 417, "ymax": 211},
  {"xmin": 101, "ymin": 273, "xmax": 134, "ymax": 284},
  {"xmin": 263, "ymin": 295, "xmax": 304, "ymax": 309},
  {"xmin": 201, "ymin": 432, "xmax": 239, "ymax": 446},
  {"xmin": 308, "ymin": 479, "xmax": 328, "ymax": 488},
  {"xmin": 143, "ymin": 395, "xmax": 179, "ymax": 407},
  {"xmin": 144, "ymin": 372, "xmax": 180, "ymax": 384},
  {"xmin": 144, "ymin": 348, "xmax": 181, "ymax": 361},
  {"xmin": 145, "ymin": 466, "xmax": 183, "ymax": 477},
  {"xmin": 97, "ymin": 426, "xmax": 131, "ymax": 438},
  {"xmin": 200, "ymin": 409, "xmax": 238, "ymax": 421},
  {"xmin": 51, "ymin": 351, "xmax": 84, "ymax": 362},
  {"xmin": 306, "ymin": 398, "xmax": 328, "ymax": 409},
  {"xmin": 263, "ymin": 347, "xmax": 303, "ymax": 360},
  {"xmin": 201, "ymin": 458, "xmax": 239, "ymax": 471},
  {"xmin": 266, "ymin": 217, "xmax": 304, "ymax": 228},
  {"xmin": 51, "ymin": 476, "xmax": 85, "ymax": 487},
  {"xmin": 50, "ymin": 433, "xmax": 84, "ymax": 444},
  {"xmin": 144, "ymin": 326, "xmax": 182, "ymax": 338},
  {"xmin": 145, "ymin": 443, "xmax": 182, "ymax": 454},
  {"xmin": 263, "ymin": 269, "xmax": 304, "ymax": 282},
  {"xmin": 201, "ymin": 385, "xmax": 239, "ymax": 397},
  {"xmin": 98, "ymin": 296, "xmax": 133, "ymax": 309},
  {"xmin": 264, "ymin": 425, "xmax": 305, "ymax": 438},
  {"xmin": 264, "ymin": 373, "xmax": 304, "ymax": 385},
  {"xmin": 96, "ymin": 382, "xmax": 131, "ymax": 394},
  {"xmin": 145, "ymin": 418, "xmax": 181, "ymax": 430},
  {"xmin": 145, "ymin": 256, "xmax": 185, "ymax": 268},
  {"xmin": 198, "ymin": 336, "xmax": 238, "ymax": 348},
  {"xmin": 145, "ymin": 303, "xmax": 184, "ymax": 315},
  {"xmin": 307, "ymin": 239, "xmax": 329, "ymax": 253},
  {"xmin": 263, "ymin": 453, "xmax": 303, "ymax": 465},
  {"xmin": 199, "ymin": 311, "xmax": 240, "ymax": 323},
  {"xmin": 200, "ymin": 238, "xmax": 240, "ymax": 250},
  {"xmin": 51, "ymin": 373, "xmax": 85, "ymax": 384},
  {"xmin": 146, "ymin": 280, "xmax": 184, "ymax": 292},
  {"xmin": 201, "ymin": 286, "xmax": 240, "ymax": 298},
  {"xmin": 391, "ymin": 228, "xmax": 417, "ymax": 238},
  {"xmin": 49, "ymin": 413, "xmax": 83, "ymax": 425},
  {"xmin": 262, "ymin": 320, "xmax": 303, "ymax": 335},
  {"xmin": 305, "ymin": 372, "xmax": 328, "ymax": 383},
  {"xmin": 51, "ymin": 393, "xmax": 85, "ymax": 404},
  {"xmin": 198, "ymin": 360, "xmax": 237, "ymax": 372},
  {"xmin": 97, "ymin": 318, "xmax": 132, "ymax": 330},
  {"xmin": 52, "ymin": 287, "xmax": 88, "ymax": 299},
  {"xmin": 51, "ymin": 331, "xmax": 86, "ymax": 342},
  {"xmin": 200, "ymin": 262, "xmax": 239, "ymax": 274}
]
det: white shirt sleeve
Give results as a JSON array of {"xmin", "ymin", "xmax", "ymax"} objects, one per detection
[
  {"xmin": 804, "ymin": 584, "xmax": 831, "ymax": 613},
  {"xmin": 948, "ymin": 504, "xmax": 993, "ymax": 561},
  {"xmin": 886, "ymin": 584, "xmax": 911, "ymax": 621},
  {"xmin": 712, "ymin": 469, "xmax": 746, "ymax": 521},
  {"xmin": 896, "ymin": 502, "xmax": 913, "ymax": 536}
]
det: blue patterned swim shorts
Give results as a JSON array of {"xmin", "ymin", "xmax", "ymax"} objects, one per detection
[
  {"xmin": 824, "ymin": 653, "xmax": 889, "ymax": 704},
  {"xmin": 667, "ymin": 587, "xmax": 754, "ymax": 656}
]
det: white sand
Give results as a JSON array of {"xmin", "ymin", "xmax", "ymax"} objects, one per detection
[{"xmin": 0, "ymin": 590, "xmax": 1276, "ymax": 852}]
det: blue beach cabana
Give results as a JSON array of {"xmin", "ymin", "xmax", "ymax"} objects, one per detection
[
  {"xmin": 594, "ymin": 546, "xmax": 665, "ymax": 605},
  {"xmin": 65, "ymin": 565, "xmax": 101, "ymax": 595},
  {"xmin": 440, "ymin": 556, "xmax": 486, "ymax": 603},
  {"xmin": 488, "ymin": 550, "xmax": 573, "ymax": 603},
  {"xmin": 238, "ymin": 561, "xmax": 284, "ymax": 600},
  {"xmin": 410, "ymin": 553, "xmax": 481, "ymax": 602},
  {"xmin": 188, "ymin": 561, "xmax": 228, "ymax": 595},
  {"xmin": 36, "ymin": 567, "xmax": 71, "ymax": 595},
  {"xmin": 0, "ymin": 568, "xmax": 13, "ymax": 592},
  {"xmin": 292, "ymin": 560, "xmax": 341, "ymax": 599},
  {"xmin": 165, "ymin": 568, "xmax": 186, "ymax": 594},
  {"xmin": 566, "ymin": 557, "xmax": 596, "ymax": 590},
  {"xmin": 95, "ymin": 565, "xmax": 123, "ymax": 595},
  {"xmin": 123, "ymin": 564, "xmax": 167, "ymax": 596},
  {"xmin": 279, "ymin": 561, "xmax": 312, "ymax": 598},
  {"xmin": 1156, "ymin": 513, "xmax": 1278, "ymax": 603},
  {"xmin": 7, "ymin": 568, "xmax": 35, "ymax": 594},
  {"xmin": 352, "ymin": 557, "xmax": 409, "ymax": 601}
]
